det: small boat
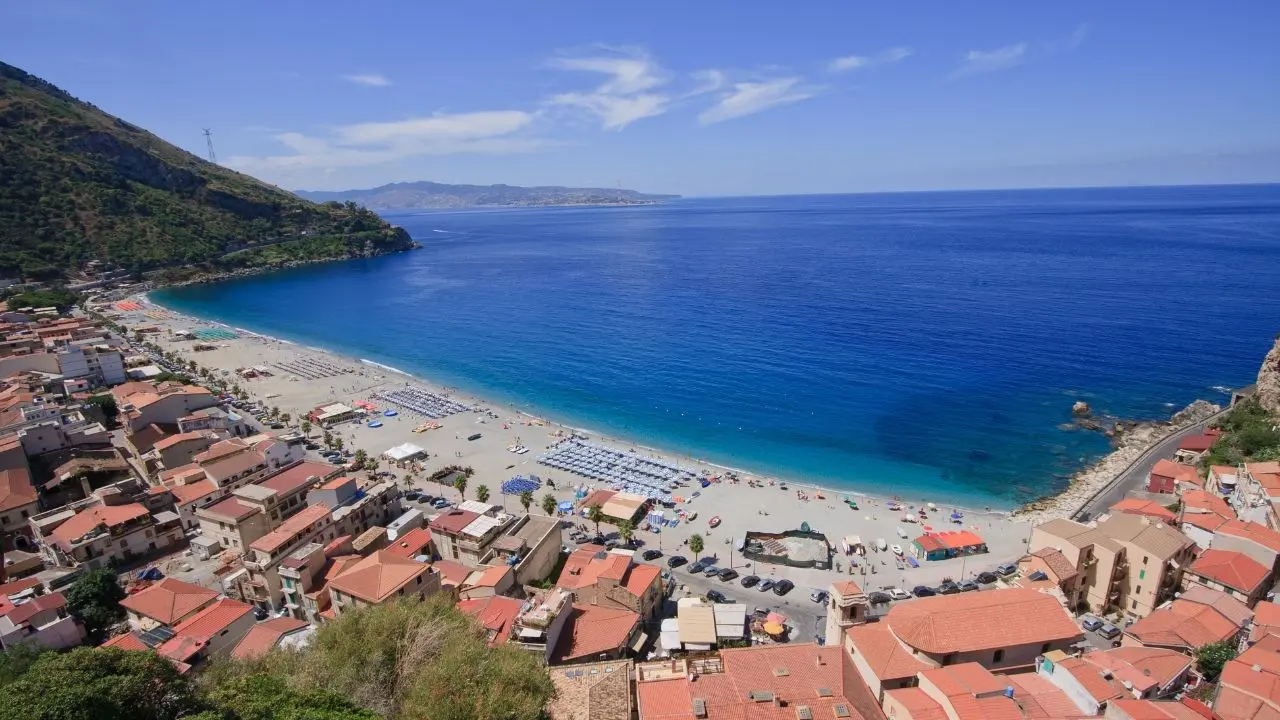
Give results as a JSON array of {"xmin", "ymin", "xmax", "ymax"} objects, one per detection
[{"xmin": 708, "ymin": 516, "xmax": 721, "ymax": 528}]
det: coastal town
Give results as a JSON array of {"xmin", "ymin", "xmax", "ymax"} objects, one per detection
[{"xmin": 0, "ymin": 280, "xmax": 1278, "ymax": 720}]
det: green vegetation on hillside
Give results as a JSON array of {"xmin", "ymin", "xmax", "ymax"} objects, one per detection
[
  {"xmin": 0, "ymin": 62, "xmax": 415, "ymax": 281},
  {"xmin": 1205, "ymin": 397, "xmax": 1280, "ymax": 466},
  {"xmin": 0, "ymin": 595, "xmax": 554, "ymax": 720}
]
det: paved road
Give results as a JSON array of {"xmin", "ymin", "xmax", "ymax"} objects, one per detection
[{"xmin": 1073, "ymin": 409, "xmax": 1229, "ymax": 520}]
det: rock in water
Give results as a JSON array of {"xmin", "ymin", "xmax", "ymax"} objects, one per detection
[
  {"xmin": 1170, "ymin": 399, "xmax": 1222, "ymax": 425},
  {"xmin": 1072, "ymin": 401, "xmax": 1092, "ymax": 417}
]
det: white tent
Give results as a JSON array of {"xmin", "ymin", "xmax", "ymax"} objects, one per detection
[{"xmin": 382, "ymin": 442, "xmax": 427, "ymax": 462}]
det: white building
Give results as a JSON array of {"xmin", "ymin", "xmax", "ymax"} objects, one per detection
[{"xmin": 56, "ymin": 344, "xmax": 126, "ymax": 386}]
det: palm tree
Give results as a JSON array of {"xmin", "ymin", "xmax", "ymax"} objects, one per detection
[
  {"xmin": 301, "ymin": 420, "xmax": 312, "ymax": 436},
  {"xmin": 403, "ymin": 471, "xmax": 416, "ymax": 488},
  {"xmin": 688, "ymin": 534, "xmax": 705, "ymax": 564},
  {"xmin": 541, "ymin": 493, "xmax": 557, "ymax": 517},
  {"xmin": 519, "ymin": 490, "xmax": 534, "ymax": 514},
  {"xmin": 617, "ymin": 519, "xmax": 635, "ymax": 547},
  {"xmin": 587, "ymin": 505, "xmax": 604, "ymax": 535},
  {"xmin": 476, "ymin": 485, "xmax": 490, "ymax": 504},
  {"xmin": 366, "ymin": 459, "xmax": 380, "ymax": 474},
  {"xmin": 354, "ymin": 449, "xmax": 368, "ymax": 468},
  {"xmin": 334, "ymin": 437, "xmax": 344, "ymax": 452},
  {"xmin": 280, "ymin": 412, "xmax": 291, "ymax": 425},
  {"xmin": 453, "ymin": 473, "xmax": 468, "ymax": 501},
  {"xmin": 323, "ymin": 430, "xmax": 333, "ymax": 447}
]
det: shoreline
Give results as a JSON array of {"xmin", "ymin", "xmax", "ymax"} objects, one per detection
[{"xmin": 140, "ymin": 291, "xmax": 1012, "ymax": 520}]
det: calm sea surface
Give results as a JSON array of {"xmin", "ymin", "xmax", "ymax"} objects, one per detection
[{"xmin": 154, "ymin": 185, "xmax": 1280, "ymax": 508}]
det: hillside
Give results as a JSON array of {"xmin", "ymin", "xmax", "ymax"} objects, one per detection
[
  {"xmin": 296, "ymin": 180, "xmax": 678, "ymax": 210},
  {"xmin": 0, "ymin": 61, "xmax": 415, "ymax": 281}
]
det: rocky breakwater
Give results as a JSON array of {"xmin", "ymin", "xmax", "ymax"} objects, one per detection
[{"xmin": 1014, "ymin": 398, "xmax": 1222, "ymax": 525}]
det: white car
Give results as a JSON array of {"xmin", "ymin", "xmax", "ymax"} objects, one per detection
[
  {"xmin": 890, "ymin": 544, "xmax": 904, "ymax": 556},
  {"xmin": 887, "ymin": 587, "xmax": 911, "ymax": 601}
]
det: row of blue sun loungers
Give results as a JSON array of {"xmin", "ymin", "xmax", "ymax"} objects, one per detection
[
  {"xmin": 274, "ymin": 358, "xmax": 351, "ymax": 380},
  {"xmin": 375, "ymin": 386, "xmax": 471, "ymax": 419},
  {"xmin": 538, "ymin": 440, "xmax": 697, "ymax": 500}
]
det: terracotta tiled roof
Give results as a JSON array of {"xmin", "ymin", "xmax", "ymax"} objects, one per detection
[
  {"xmin": 921, "ymin": 663, "xmax": 1024, "ymax": 720},
  {"xmin": 428, "ymin": 509, "xmax": 480, "ymax": 535},
  {"xmin": 51, "ymin": 502, "xmax": 149, "ymax": 550},
  {"xmin": 231, "ymin": 617, "xmax": 308, "ymax": 659},
  {"xmin": 328, "ymin": 550, "xmax": 431, "ymax": 603},
  {"xmin": 1030, "ymin": 547, "xmax": 1079, "ymax": 582},
  {"xmin": 845, "ymin": 622, "xmax": 933, "ymax": 681},
  {"xmin": 1111, "ymin": 498, "xmax": 1178, "ymax": 523},
  {"xmin": 1152, "ymin": 459, "xmax": 1202, "ymax": 481},
  {"xmin": 102, "ymin": 632, "xmax": 149, "ymax": 651},
  {"xmin": 431, "ymin": 559, "xmax": 471, "ymax": 588},
  {"xmin": 1126, "ymin": 596, "xmax": 1247, "ymax": 649},
  {"xmin": 1252, "ymin": 602, "xmax": 1280, "ymax": 644},
  {"xmin": 554, "ymin": 603, "xmax": 638, "ymax": 664},
  {"xmin": 1096, "ymin": 512, "xmax": 1195, "ymax": 559},
  {"xmin": 884, "ymin": 688, "xmax": 949, "ymax": 720},
  {"xmin": 831, "ymin": 580, "xmax": 863, "ymax": 596},
  {"xmin": 0, "ymin": 468, "xmax": 36, "ymax": 512},
  {"xmin": 1217, "ymin": 520, "xmax": 1280, "ymax": 553},
  {"xmin": 120, "ymin": 578, "xmax": 218, "ymax": 625},
  {"xmin": 466, "ymin": 565, "xmax": 511, "ymax": 589},
  {"xmin": 385, "ymin": 527, "xmax": 433, "ymax": 558},
  {"xmin": 153, "ymin": 431, "xmax": 211, "ymax": 452},
  {"xmin": 1180, "ymin": 586, "xmax": 1255, "ymax": 626},
  {"xmin": 457, "ymin": 595, "xmax": 523, "ymax": 646},
  {"xmin": 597, "ymin": 554, "xmax": 631, "ymax": 581},
  {"xmin": 170, "ymin": 597, "xmax": 253, "ymax": 640},
  {"xmin": 259, "ymin": 461, "xmax": 333, "ymax": 495},
  {"xmin": 557, "ymin": 545, "xmax": 608, "ymax": 590},
  {"xmin": 1060, "ymin": 647, "xmax": 1192, "ymax": 702},
  {"xmin": 249, "ymin": 504, "xmax": 330, "ymax": 554},
  {"xmin": 0, "ymin": 577, "xmax": 42, "ymax": 597},
  {"xmin": 201, "ymin": 450, "xmax": 266, "ymax": 482},
  {"xmin": 1178, "ymin": 435, "xmax": 1219, "ymax": 452},
  {"xmin": 194, "ymin": 438, "xmax": 248, "ymax": 464},
  {"xmin": 6, "ymin": 592, "xmax": 65, "ymax": 626},
  {"xmin": 169, "ymin": 479, "xmax": 217, "ymax": 506},
  {"xmin": 886, "ymin": 588, "xmax": 1080, "ymax": 655},
  {"xmin": 1179, "ymin": 490, "xmax": 1236, "ymax": 533},
  {"xmin": 1217, "ymin": 648, "xmax": 1280, "ymax": 720},
  {"xmin": 199, "ymin": 497, "xmax": 258, "ymax": 522},
  {"xmin": 623, "ymin": 563, "xmax": 661, "ymax": 598},
  {"xmin": 1190, "ymin": 549, "xmax": 1271, "ymax": 595},
  {"xmin": 1106, "ymin": 699, "xmax": 1211, "ymax": 720},
  {"xmin": 1002, "ymin": 671, "xmax": 1090, "ymax": 719}
]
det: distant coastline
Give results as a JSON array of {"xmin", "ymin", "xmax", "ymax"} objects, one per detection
[{"xmin": 295, "ymin": 179, "xmax": 678, "ymax": 211}]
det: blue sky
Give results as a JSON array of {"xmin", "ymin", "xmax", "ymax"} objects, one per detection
[{"xmin": 3, "ymin": 1, "xmax": 1278, "ymax": 196}]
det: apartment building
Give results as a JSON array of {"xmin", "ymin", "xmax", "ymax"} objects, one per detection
[
  {"xmin": 31, "ymin": 498, "xmax": 183, "ymax": 569},
  {"xmin": 327, "ymin": 551, "xmax": 440, "ymax": 615},
  {"xmin": 55, "ymin": 343, "xmax": 125, "ymax": 387}
]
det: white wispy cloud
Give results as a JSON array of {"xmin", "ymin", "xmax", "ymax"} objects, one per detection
[
  {"xmin": 342, "ymin": 73, "xmax": 392, "ymax": 87},
  {"xmin": 226, "ymin": 110, "xmax": 552, "ymax": 173},
  {"xmin": 953, "ymin": 43, "xmax": 1027, "ymax": 77},
  {"xmin": 828, "ymin": 46, "xmax": 913, "ymax": 73},
  {"xmin": 697, "ymin": 77, "xmax": 816, "ymax": 125},
  {"xmin": 546, "ymin": 48, "xmax": 671, "ymax": 130}
]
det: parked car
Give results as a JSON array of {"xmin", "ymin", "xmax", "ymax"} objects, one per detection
[
  {"xmin": 405, "ymin": 491, "xmax": 421, "ymax": 501},
  {"xmin": 740, "ymin": 575, "xmax": 760, "ymax": 588},
  {"xmin": 688, "ymin": 561, "xmax": 706, "ymax": 574},
  {"xmin": 419, "ymin": 495, "xmax": 436, "ymax": 504},
  {"xmin": 702, "ymin": 565, "xmax": 721, "ymax": 577},
  {"xmin": 975, "ymin": 571, "xmax": 998, "ymax": 585},
  {"xmin": 937, "ymin": 582, "xmax": 961, "ymax": 595},
  {"xmin": 642, "ymin": 549, "xmax": 663, "ymax": 561},
  {"xmin": 252, "ymin": 607, "xmax": 269, "ymax": 621},
  {"xmin": 996, "ymin": 563, "xmax": 1018, "ymax": 577},
  {"xmin": 1098, "ymin": 623, "xmax": 1122, "ymax": 639},
  {"xmin": 758, "ymin": 579, "xmax": 776, "ymax": 592},
  {"xmin": 912, "ymin": 585, "xmax": 936, "ymax": 597},
  {"xmin": 432, "ymin": 498, "xmax": 451, "ymax": 509},
  {"xmin": 772, "ymin": 579, "xmax": 795, "ymax": 596},
  {"xmin": 887, "ymin": 587, "xmax": 912, "ymax": 601},
  {"xmin": 1080, "ymin": 615, "xmax": 1103, "ymax": 632},
  {"xmin": 706, "ymin": 590, "xmax": 729, "ymax": 604},
  {"xmin": 809, "ymin": 589, "xmax": 828, "ymax": 603},
  {"xmin": 958, "ymin": 580, "xmax": 979, "ymax": 592},
  {"xmin": 868, "ymin": 591, "xmax": 892, "ymax": 605},
  {"xmin": 717, "ymin": 568, "xmax": 738, "ymax": 582},
  {"xmin": 667, "ymin": 556, "xmax": 688, "ymax": 568}
]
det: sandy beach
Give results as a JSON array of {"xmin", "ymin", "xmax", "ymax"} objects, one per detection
[{"xmin": 118, "ymin": 293, "xmax": 1037, "ymax": 589}]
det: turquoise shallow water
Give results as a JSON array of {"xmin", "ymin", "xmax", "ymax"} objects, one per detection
[{"xmin": 153, "ymin": 185, "xmax": 1280, "ymax": 509}]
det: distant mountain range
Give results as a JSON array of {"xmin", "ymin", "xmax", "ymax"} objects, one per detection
[{"xmin": 295, "ymin": 181, "xmax": 679, "ymax": 210}]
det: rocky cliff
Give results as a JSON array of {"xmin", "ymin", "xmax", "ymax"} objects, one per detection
[{"xmin": 1257, "ymin": 334, "xmax": 1280, "ymax": 417}]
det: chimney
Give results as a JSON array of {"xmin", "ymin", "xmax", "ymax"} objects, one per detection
[{"xmin": 815, "ymin": 655, "xmax": 823, "ymax": 667}]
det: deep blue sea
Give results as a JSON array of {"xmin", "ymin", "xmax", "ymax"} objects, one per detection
[{"xmin": 153, "ymin": 185, "xmax": 1280, "ymax": 509}]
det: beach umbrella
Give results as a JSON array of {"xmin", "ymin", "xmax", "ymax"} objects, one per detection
[
  {"xmin": 762, "ymin": 622, "xmax": 784, "ymax": 636},
  {"xmin": 950, "ymin": 512, "xmax": 963, "ymax": 520},
  {"xmin": 766, "ymin": 612, "xmax": 787, "ymax": 625}
]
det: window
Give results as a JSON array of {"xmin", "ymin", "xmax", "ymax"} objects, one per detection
[
  {"xmin": 942, "ymin": 653, "xmax": 955, "ymax": 666},
  {"xmin": 993, "ymin": 649, "xmax": 1004, "ymax": 663},
  {"xmin": 1139, "ymin": 569, "xmax": 1145, "ymax": 580},
  {"xmin": 1040, "ymin": 643, "xmax": 1051, "ymax": 654},
  {"xmin": 20, "ymin": 510, "xmax": 28, "ymax": 519},
  {"xmin": 1136, "ymin": 585, "xmax": 1142, "ymax": 595},
  {"xmin": 1131, "ymin": 600, "xmax": 1138, "ymax": 610},
  {"xmin": 1143, "ymin": 556, "xmax": 1149, "ymax": 565}
]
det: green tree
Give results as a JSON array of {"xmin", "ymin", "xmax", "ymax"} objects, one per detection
[
  {"xmin": 617, "ymin": 519, "xmax": 635, "ymax": 547},
  {"xmin": 323, "ymin": 430, "xmax": 333, "ymax": 447},
  {"xmin": 519, "ymin": 490, "xmax": 534, "ymax": 514},
  {"xmin": 0, "ymin": 643, "xmax": 47, "ymax": 688},
  {"xmin": 587, "ymin": 505, "xmax": 604, "ymax": 535},
  {"xmin": 84, "ymin": 393, "xmax": 118, "ymax": 420},
  {"xmin": 280, "ymin": 412, "xmax": 291, "ymax": 425},
  {"xmin": 0, "ymin": 647, "xmax": 202, "ymax": 720},
  {"xmin": 207, "ymin": 595, "xmax": 553, "ymax": 720},
  {"xmin": 453, "ymin": 473, "xmax": 468, "ymax": 501},
  {"xmin": 65, "ymin": 568, "xmax": 126, "ymax": 643},
  {"xmin": 301, "ymin": 420, "xmax": 312, "ymax": 436},
  {"xmin": 541, "ymin": 493, "xmax": 557, "ymax": 517},
  {"xmin": 334, "ymin": 437, "xmax": 344, "ymax": 452},
  {"xmin": 688, "ymin": 533, "xmax": 705, "ymax": 563},
  {"xmin": 475, "ymin": 484, "xmax": 490, "ymax": 504},
  {"xmin": 1195, "ymin": 640, "xmax": 1238, "ymax": 679},
  {"xmin": 353, "ymin": 449, "xmax": 368, "ymax": 468},
  {"xmin": 203, "ymin": 673, "xmax": 378, "ymax": 720}
]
